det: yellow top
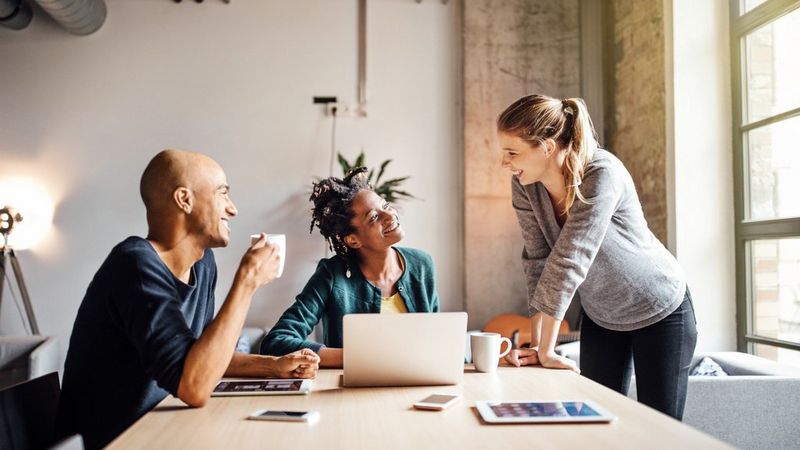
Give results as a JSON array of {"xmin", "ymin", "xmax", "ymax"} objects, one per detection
[
  {"xmin": 380, "ymin": 253, "xmax": 408, "ymax": 314},
  {"xmin": 380, "ymin": 292, "xmax": 408, "ymax": 314}
]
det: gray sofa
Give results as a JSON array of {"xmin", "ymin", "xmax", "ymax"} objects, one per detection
[
  {"xmin": 556, "ymin": 343, "xmax": 800, "ymax": 450},
  {"xmin": 0, "ymin": 335, "xmax": 60, "ymax": 389}
]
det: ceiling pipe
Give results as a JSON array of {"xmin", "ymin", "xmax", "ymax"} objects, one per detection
[
  {"xmin": 32, "ymin": 0, "xmax": 106, "ymax": 35},
  {"xmin": 0, "ymin": 0, "xmax": 33, "ymax": 30}
]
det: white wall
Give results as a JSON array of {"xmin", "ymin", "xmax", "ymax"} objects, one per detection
[
  {"xmin": 0, "ymin": 0, "xmax": 462, "ymax": 363},
  {"xmin": 667, "ymin": 0, "xmax": 737, "ymax": 351}
]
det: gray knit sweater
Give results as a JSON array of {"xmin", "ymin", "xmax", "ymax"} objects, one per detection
[{"xmin": 512, "ymin": 149, "xmax": 686, "ymax": 331}]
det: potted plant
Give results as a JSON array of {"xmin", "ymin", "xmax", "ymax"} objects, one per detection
[{"xmin": 336, "ymin": 151, "xmax": 417, "ymax": 203}]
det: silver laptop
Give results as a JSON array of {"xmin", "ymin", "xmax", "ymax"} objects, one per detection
[{"xmin": 343, "ymin": 312, "xmax": 467, "ymax": 387}]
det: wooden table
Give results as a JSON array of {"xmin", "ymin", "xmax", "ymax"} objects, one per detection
[{"xmin": 109, "ymin": 367, "xmax": 730, "ymax": 449}]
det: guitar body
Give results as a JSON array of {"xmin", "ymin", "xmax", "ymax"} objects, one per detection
[{"xmin": 483, "ymin": 314, "xmax": 576, "ymax": 348}]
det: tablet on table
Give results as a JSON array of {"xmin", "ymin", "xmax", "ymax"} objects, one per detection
[{"xmin": 475, "ymin": 400, "xmax": 616, "ymax": 423}]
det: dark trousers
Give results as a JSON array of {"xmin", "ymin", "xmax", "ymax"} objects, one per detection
[{"xmin": 579, "ymin": 289, "xmax": 698, "ymax": 420}]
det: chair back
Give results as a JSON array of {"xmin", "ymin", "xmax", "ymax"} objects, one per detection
[{"xmin": 0, "ymin": 371, "xmax": 60, "ymax": 450}]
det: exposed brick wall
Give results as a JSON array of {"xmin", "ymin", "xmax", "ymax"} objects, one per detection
[
  {"xmin": 463, "ymin": 0, "xmax": 580, "ymax": 329},
  {"xmin": 606, "ymin": 0, "xmax": 668, "ymax": 244}
]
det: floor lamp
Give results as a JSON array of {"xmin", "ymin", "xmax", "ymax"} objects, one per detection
[{"xmin": 0, "ymin": 206, "xmax": 39, "ymax": 335}]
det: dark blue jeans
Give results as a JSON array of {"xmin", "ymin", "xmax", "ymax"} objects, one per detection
[{"xmin": 579, "ymin": 289, "xmax": 698, "ymax": 420}]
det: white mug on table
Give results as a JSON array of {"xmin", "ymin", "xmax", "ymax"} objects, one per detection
[
  {"xmin": 470, "ymin": 332, "xmax": 512, "ymax": 373},
  {"xmin": 250, "ymin": 233, "xmax": 286, "ymax": 278}
]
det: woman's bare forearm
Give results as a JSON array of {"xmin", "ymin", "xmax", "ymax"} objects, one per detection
[
  {"xmin": 537, "ymin": 313, "xmax": 563, "ymax": 358},
  {"xmin": 225, "ymin": 352, "xmax": 281, "ymax": 378},
  {"xmin": 529, "ymin": 313, "xmax": 543, "ymax": 348},
  {"xmin": 318, "ymin": 347, "xmax": 343, "ymax": 368}
]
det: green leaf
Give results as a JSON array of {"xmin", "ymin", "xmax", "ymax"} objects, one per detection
[
  {"xmin": 337, "ymin": 153, "xmax": 351, "ymax": 175},
  {"xmin": 392, "ymin": 190, "xmax": 417, "ymax": 199},
  {"xmin": 375, "ymin": 159, "xmax": 391, "ymax": 185},
  {"xmin": 379, "ymin": 176, "xmax": 410, "ymax": 188},
  {"xmin": 355, "ymin": 151, "xmax": 365, "ymax": 168},
  {"xmin": 367, "ymin": 168, "xmax": 375, "ymax": 185}
]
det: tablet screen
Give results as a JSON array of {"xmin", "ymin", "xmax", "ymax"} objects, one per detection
[
  {"xmin": 214, "ymin": 379, "xmax": 304, "ymax": 393},
  {"xmin": 490, "ymin": 402, "xmax": 601, "ymax": 418}
]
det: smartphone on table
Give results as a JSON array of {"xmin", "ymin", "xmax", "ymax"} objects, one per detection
[
  {"xmin": 413, "ymin": 394, "xmax": 462, "ymax": 411},
  {"xmin": 248, "ymin": 410, "xmax": 319, "ymax": 423}
]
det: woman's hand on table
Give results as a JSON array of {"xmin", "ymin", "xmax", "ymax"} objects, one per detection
[
  {"xmin": 504, "ymin": 346, "xmax": 539, "ymax": 367},
  {"xmin": 538, "ymin": 352, "xmax": 580, "ymax": 373},
  {"xmin": 504, "ymin": 347, "xmax": 580, "ymax": 373}
]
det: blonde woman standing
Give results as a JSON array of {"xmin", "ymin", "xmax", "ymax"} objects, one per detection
[{"xmin": 497, "ymin": 94, "xmax": 697, "ymax": 420}]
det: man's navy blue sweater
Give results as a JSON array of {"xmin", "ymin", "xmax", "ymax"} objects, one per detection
[{"xmin": 57, "ymin": 237, "xmax": 216, "ymax": 449}]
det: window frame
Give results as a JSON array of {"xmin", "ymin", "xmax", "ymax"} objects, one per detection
[{"xmin": 730, "ymin": 0, "xmax": 800, "ymax": 354}]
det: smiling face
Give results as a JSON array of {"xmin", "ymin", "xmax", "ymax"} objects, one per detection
[
  {"xmin": 344, "ymin": 190, "xmax": 404, "ymax": 253},
  {"xmin": 498, "ymin": 131, "xmax": 555, "ymax": 186},
  {"xmin": 186, "ymin": 158, "xmax": 238, "ymax": 248}
]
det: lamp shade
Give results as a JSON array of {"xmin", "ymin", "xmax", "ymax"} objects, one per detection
[{"xmin": 0, "ymin": 177, "xmax": 55, "ymax": 250}]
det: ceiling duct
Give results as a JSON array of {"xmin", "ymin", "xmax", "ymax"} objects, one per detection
[
  {"xmin": 0, "ymin": 0, "xmax": 33, "ymax": 30},
  {"xmin": 33, "ymin": 0, "xmax": 106, "ymax": 35}
]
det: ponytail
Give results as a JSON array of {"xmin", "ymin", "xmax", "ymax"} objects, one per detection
[
  {"xmin": 560, "ymin": 98, "xmax": 597, "ymax": 213},
  {"xmin": 497, "ymin": 94, "xmax": 598, "ymax": 215}
]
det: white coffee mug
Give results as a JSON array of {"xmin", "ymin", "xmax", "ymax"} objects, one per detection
[
  {"xmin": 470, "ymin": 332, "xmax": 512, "ymax": 373},
  {"xmin": 250, "ymin": 234, "xmax": 286, "ymax": 278}
]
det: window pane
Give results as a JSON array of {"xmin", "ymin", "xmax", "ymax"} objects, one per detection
[
  {"xmin": 742, "ymin": 0, "xmax": 768, "ymax": 15},
  {"xmin": 746, "ymin": 116, "xmax": 800, "ymax": 220},
  {"xmin": 744, "ymin": 7, "xmax": 800, "ymax": 123},
  {"xmin": 751, "ymin": 238, "xmax": 800, "ymax": 346},
  {"xmin": 754, "ymin": 344, "xmax": 800, "ymax": 369}
]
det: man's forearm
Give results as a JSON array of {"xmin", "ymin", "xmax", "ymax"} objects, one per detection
[
  {"xmin": 178, "ymin": 275, "xmax": 256, "ymax": 406},
  {"xmin": 225, "ymin": 352, "xmax": 282, "ymax": 378}
]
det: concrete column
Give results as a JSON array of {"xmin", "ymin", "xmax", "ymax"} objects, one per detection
[{"xmin": 463, "ymin": 0, "xmax": 580, "ymax": 329}]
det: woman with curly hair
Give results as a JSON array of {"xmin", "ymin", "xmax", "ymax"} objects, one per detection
[{"xmin": 259, "ymin": 167, "xmax": 439, "ymax": 367}]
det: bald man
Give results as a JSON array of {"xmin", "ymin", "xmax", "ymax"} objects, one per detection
[{"xmin": 57, "ymin": 150, "xmax": 320, "ymax": 449}]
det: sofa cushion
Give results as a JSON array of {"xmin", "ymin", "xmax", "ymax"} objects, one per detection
[
  {"xmin": 690, "ymin": 356, "xmax": 728, "ymax": 376},
  {"xmin": 237, "ymin": 327, "xmax": 268, "ymax": 354},
  {"xmin": 694, "ymin": 352, "xmax": 800, "ymax": 376},
  {"xmin": 554, "ymin": 341, "xmax": 581, "ymax": 365}
]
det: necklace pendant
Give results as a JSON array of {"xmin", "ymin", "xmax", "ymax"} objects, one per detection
[{"xmin": 346, "ymin": 268, "xmax": 351, "ymax": 278}]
